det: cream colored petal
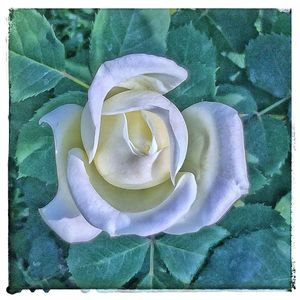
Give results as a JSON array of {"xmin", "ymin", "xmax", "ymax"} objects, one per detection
[
  {"xmin": 165, "ymin": 101, "xmax": 249, "ymax": 234},
  {"xmin": 94, "ymin": 114, "xmax": 170, "ymax": 189},
  {"xmin": 102, "ymin": 90, "xmax": 188, "ymax": 184},
  {"xmin": 142, "ymin": 110, "xmax": 170, "ymax": 151},
  {"xmin": 39, "ymin": 105, "xmax": 101, "ymax": 243},
  {"xmin": 125, "ymin": 111, "xmax": 153, "ymax": 154},
  {"xmin": 67, "ymin": 148, "xmax": 197, "ymax": 236},
  {"xmin": 81, "ymin": 54, "xmax": 187, "ymax": 162}
]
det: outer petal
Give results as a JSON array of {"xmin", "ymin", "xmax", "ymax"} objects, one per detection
[
  {"xmin": 39, "ymin": 105, "xmax": 101, "ymax": 243},
  {"xmin": 102, "ymin": 90, "xmax": 188, "ymax": 183},
  {"xmin": 165, "ymin": 101, "xmax": 249, "ymax": 234},
  {"xmin": 81, "ymin": 54, "xmax": 187, "ymax": 162},
  {"xmin": 67, "ymin": 148, "xmax": 197, "ymax": 236}
]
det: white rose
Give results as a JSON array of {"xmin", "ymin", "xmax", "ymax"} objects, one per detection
[{"xmin": 39, "ymin": 54, "xmax": 249, "ymax": 243}]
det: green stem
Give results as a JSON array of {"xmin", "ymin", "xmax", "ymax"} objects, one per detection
[
  {"xmin": 62, "ymin": 71, "xmax": 89, "ymax": 89},
  {"xmin": 258, "ymin": 95, "xmax": 290, "ymax": 116}
]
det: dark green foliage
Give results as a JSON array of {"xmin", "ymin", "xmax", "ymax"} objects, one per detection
[
  {"xmin": 219, "ymin": 204, "xmax": 286, "ymax": 236},
  {"xmin": 244, "ymin": 115, "xmax": 290, "ymax": 176},
  {"xmin": 89, "ymin": 9, "xmax": 170, "ymax": 75},
  {"xmin": 245, "ymin": 34, "xmax": 291, "ymax": 98},
  {"xmin": 193, "ymin": 229, "xmax": 291, "ymax": 289},
  {"xmin": 67, "ymin": 234, "xmax": 150, "ymax": 288},
  {"xmin": 155, "ymin": 226, "xmax": 229, "ymax": 284}
]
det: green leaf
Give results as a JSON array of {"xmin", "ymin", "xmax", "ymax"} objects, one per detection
[
  {"xmin": 170, "ymin": 9, "xmax": 209, "ymax": 30},
  {"xmin": 245, "ymin": 34, "xmax": 291, "ymax": 98},
  {"xmin": 18, "ymin": 143, "xmax": 57, "ymax": 184},
  {"xmin": 166, "ymin": 23, "xmax": 216, "ymax": 110},
  {"xmin": 168, "ymin": 63, "xmax": 216, "ymax": 110},
  {"xmin": 52, "ymin": 51, "xmax": 92, "ymax": 95},
  {"xmin": 9, "ymin": 92, "xmax": 50, "ymax": 157},
  {"xmin": 219, "ymin": 204, "xmax": 286, "ymax": 236},
  {"xmin": 16, "ymin": 91, "xmax": 87, "ymax": 183},
  {"xmin": 10, "ymin": 210, "xmax": 52, "ymax": 259},
  {"xmin": 155, "ymin": 226, "xmax": 229, "ymax": 284},
  {"xmin": 137, "ymin": 270, "xmax": 184, "ymax": 289},
  {"xmin": 275, "ymin": 192, "xmax": 291, "ymax": 225},
  {"xmin": 89, "ymin": 9, "xmax": 170, "ymax": 75},
  {"xmin": 273, "ymin": 12, "xmax": 291, "ymax": 36},
  {"xmin": 206, "ymin": 9, "xmax": 259, "ymax": 52},
  {"xmin": 167, "ymin": 23, "xmax": 216, "ymax": 68},
  {"xmin": 45, "ymin": 9, "xmax": 96, "ymax": 58},
  {"xmin": 17, "ymin": 177, "xmax": 56, "ymax": 209},
  {"xmin": 214, "ymin": 84, "xmax": 257, "ymax": 114},
  {"xmin": 224, "ymin": 52, "xmax": 245, "ymax": 69},
  {"xmin": 245, "ymin": 157, "xmax": 291, "ymax": 206},
  {"xmin": 193, "ymin": 228, "xmax": 291, "ymax": 289},
  {"xmin": 136, "ymin": 247, "xmax": 185, "ymax": 289},
  {"xmin": 8, "ymin": 260, "xmax": 28, "ymax": 294},
  {"xmin": 27, "ymin": 236, "xmax": 63, "ymax": 280},
  {"xmin": 257, "ymin": 9, "xmax": 278, "ymax": 34},
  {"xmin": 53, "ymin": 77, "xmax": 86, "ymax": 95},
  {"xmin": 67, "ymin": 234, "xmax": 150, "ymax": 289},
  {"xmin": 171, "ymin": 10, "xmax": 259, "ymax": 53},
  {"xmin": 65, "ymin": 50, "xmax": 92, "ymax": 84},
  {"xmin": 248, "ymin": 165, "xmax": 269, "ymax": 194},
  {"xmin": 216, "ymin": 54, "xmax": 243, "ymax": 84},
  {"xmin": 9, "ymin": 9, "xmax": 65, "ymax": 102},
  {"xmin": 244, "ymin": 115, "xmax": 290, "ymax": 176}
]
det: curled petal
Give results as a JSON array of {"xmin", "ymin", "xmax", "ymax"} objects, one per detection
[
  {"xmin": 81, "ymin": 54, "xmax": 187, "ymax": 162},
  {"xmin": 165, "ymin": 101, "xmax": 249, "ymax": 234},
  {"xmin": 67, "ymin": 148, "xmax": 197, "ymax": 236},
  {"xmin": 39, "ymin": 105, "xmax": 101, "ymax": 243},
  {"xmin": 94, "ymin": 113, "xmax": 170, "ymax": 189},
  {"xmin": 102, "ymin": 90, "xmax": 188, "ymax": 183}
]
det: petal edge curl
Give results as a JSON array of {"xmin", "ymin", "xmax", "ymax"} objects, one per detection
[
  {"xmin": 165, "ymin": 101, "xmax": 249, "ymax": 234},
  {"xmin": 39, "ymin": 104, "xmax": 101, "ymax": 243},
  {"xmin": 102, "ymin": 90, "xmax": 188, "ymax": 184},
  {"xmin": 67, "ymin": 148, "xmax": 197, "ymax": 236},
  {"xmin": 81, "ymin": 54, "xmax": 187, "ymax": 162}
]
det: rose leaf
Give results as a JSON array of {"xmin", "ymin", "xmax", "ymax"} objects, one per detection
[
  {"xmin": 275, "ymin": 192, "xmax": 291, "ymax": 225},
  {"xmin": 89, "ymin": 9, "xmax": 170, "ymax": 75},
  {"xmin": 247, "ymin": 165, "xmax": 269, "ymax": 195},
  {"xmin": 244, "ymin": 115, "xmax": 290, "ymax": 177},
  {"xmin": 136, "ymin": 247, "xmax": 184, "ymax": 289},
  {"xmin": 245, "ymin": 34, "xmax": 291, "ymax": 98},
  {"xmin": 218, "ymin": 203, "xmax": 286, "ymax": 236},
  {"xmin": 155, "ymin": 225, "xmax": 229, "ymax": 284},
  {"xmin": 214, "ymin": 84, "xmax": 257, "ymax": 114},
  {"xmin": 193, "ymin": 228, "xmax": 291, "ymax": 289},
  {"xmin": 273, "ymin": 12, "xmax": 291, "ymax": 36},
  {"xmin": 27, "ymin": 236, "xmax": 62, "ymax": 280},
  {"xmin": 9, "ymin": 92, "xmax": 50, "ymax": 158},
  {"xmin": 166, "ymin": 24, "xmax": 217, "ymax": 110},
  {"xmin": 67, "ymin": 234, "xmax": 150, "ymax": 288},
  {"xmin": 245, "ymin": 157, "xmax": 291, "ymax": 206},
  {"xmin": 9, "ymin": 10, "xmax": 65, "ymax": 102},
  {"xmin": 206, "ymin": 9, "xmax": 259, "ymax": 52},
  {"xmin": 15, "ymin": 91, "xmax": 87, "ymax": 184}
]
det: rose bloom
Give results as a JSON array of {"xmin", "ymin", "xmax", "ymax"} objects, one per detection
[{"xmin": 39, "ymin": 54, "xmax": 249, "ymax": 243}]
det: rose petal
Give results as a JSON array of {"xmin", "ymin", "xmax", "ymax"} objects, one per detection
[
  {"xmin": 81, "ymin": 54, "xmax": 187, "ymax": 162},
  {"xmin": 94, "ymin": 113, "xmax": 170, "ymax": 189},
  {"xmin": 102, "ymin": 90, "xmax": 188, "ymax": 184},
  {"xmin": 67, "ymin": 148, "xmax": 197, "ymax": 236},
  {"xmin": 39, "ymin": 104, "xmax": 101, "ymax": 243},
  {"xmin": 165, "ymin": 101, "xmax": 249, "ymax": 234}
]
